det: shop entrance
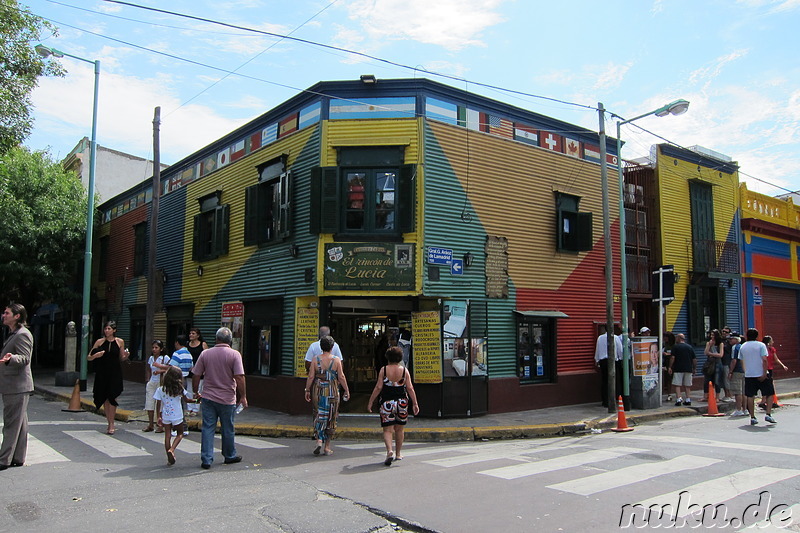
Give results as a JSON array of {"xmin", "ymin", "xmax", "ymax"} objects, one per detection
[{"xmin": 329, "ymin": 298, "xmax": 413, "ymax": 413}]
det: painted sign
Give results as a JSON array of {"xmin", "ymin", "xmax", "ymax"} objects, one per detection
[
  {"xmin": 294, "ymin": 302, "xmax": 319, "ymax": 376},
  {"xmin": 221, "ymin": 301, "xmax": 244, "ymax": 352},
  {"xmin": 324, "ymin": 243, "xmax": 415, "ymax": 291},
  {"xmin": 412, "ymin": 310, "xmax": 442, "ymax": 384}
]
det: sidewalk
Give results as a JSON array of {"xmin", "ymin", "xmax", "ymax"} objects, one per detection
[{"xmin": 33, "ymin": 370, "xmax": 800, "ymax": 442}]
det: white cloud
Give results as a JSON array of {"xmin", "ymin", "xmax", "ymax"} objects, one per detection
[
  {"xmin": 688, "ymin": 49, "xmax": 749, "ymax": 86},
  {"xmin": 535, "ymin": 62, "xmax": 631, "ymax": 92},
  {"xmin": 593, "ymin": 62, "xmax": 633, "ymax": 90},
  {"xmin": 342, "ymin": 0, "xmax": 506, "ymax": 51}
]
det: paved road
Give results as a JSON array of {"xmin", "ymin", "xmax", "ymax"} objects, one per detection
[{"xmin": 4, "ymin": 395, "xmax": 800, "ymax": 532}]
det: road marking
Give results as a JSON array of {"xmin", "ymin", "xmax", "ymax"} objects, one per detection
[
  {"xmin": 337, "ymin": 442, "xmax": 424, "ymax": 450},
  {"xmin": 217, "ymin": 434, "xmax": 287, "ymax": 449},
  {"xmin": 635, "ymin": 467, "xmax": 800, "ymax": 518},
  {"xmin": 618, "ymin": 434, "xmax": 800, "ymax": 458},
  {"xmin": 423, "ymin": 450, "xmax": 531, "ymax": 468},
  {"xmin": 28, "ymin": 421, "xmax": 107, "ymax": 426},
  {"xmin": 25, "ymin": 435, "xmax": 70, "ymax": 465},
  {"xmin": 547, "ymin": 455, "xmax": 722, "ymax": 496},
  {"xmin": 736, "ymin": 503, "xmax": 800, "ymax": 532},
  {"xmin": 478, "ymin": 447, "xmax": 649, "ymax": 480},
  {"xmin": 64, "ymin": 430, "xmax": 151, "ymax": 457},
  {"xmin": 137, "ymin": 431, "xmax": 202, "ymax": 454}
]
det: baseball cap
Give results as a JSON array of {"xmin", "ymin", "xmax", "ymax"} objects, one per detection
[{"xmin": 638, "ymin": 327, "xmax": 651, "ymax": 334}]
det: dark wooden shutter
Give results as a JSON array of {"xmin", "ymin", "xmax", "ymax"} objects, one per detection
[
  {"xmin": 192, "ymin": 213, "xmax": 202, "ymax": 261},
  {"xmin": 244, "ymin": 184, "xmax": 258, "ymax": 245},
  {"xmin": 397, "ymin": 164, "xmax": 416, "ymax": 233},
  {"xmin": 214, "ymin": 205, "xmax": 229, "ymax": 257},
  {"xmin": 310, "ymin": 166, "xmax": 339, "ymax": 234},
  {"xmin": 575, "ymin": 212, "xmax": 593, "ymax": 251},
  {"xmin": 277, "ymin": 171, "xmax": 291, "ymax": 238}
]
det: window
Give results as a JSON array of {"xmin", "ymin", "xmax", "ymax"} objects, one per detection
[
  {"xmin": 133, "ymin": 222, "xmax": 147, "ymax": 276},
  {"xmin": 244, "ymin": 157, "xmax": 291, "ymax": 245},
  {"xmin": 516, "ymin": 318, "xmax": 556, "ymax": 383},
  {"xmin": 556, "ymin": 192, "xmax": 592, "ymax": 252},
  {"xmin": 128, "ymin": 305, "xmax": 146, "ymax": 361},
  {"xmin": 344, "ymin": 169, "xmax": 397, "ymax": 232},
  {"xmin": 192, "ymin": 191, "xmax": 229, "ymax": 261},
  {"xmin": 688, "ymin": 285, "xmax": 726, "ymax": 345}
]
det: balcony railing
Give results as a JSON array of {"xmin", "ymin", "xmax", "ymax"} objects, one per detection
[{"xmin": 690, "ymin": 239, "xmax": 739, "ymax": 273}]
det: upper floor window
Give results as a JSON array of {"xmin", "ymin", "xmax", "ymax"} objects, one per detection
[
  {"xmin": 133, "ymin": 222, "xmax": 147, "ymax": 276},
  {"xmin": 192, "ymin": 190, "xmax": 229, "ymax": 262},
  {"xmin": 556, "ymin": 192, "xmax": 592, "ymax": 252},
  {"xmin": 244, "ymin": 156, "xmax": 291, "ymax": 246}
]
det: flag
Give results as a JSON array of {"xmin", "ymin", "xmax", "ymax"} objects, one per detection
[
  {"xmin": 262, "ymin": 123, "xmax": 277, "ymax": 145},
  {"xmin": 426, "ymin": 98, "xmax": 458, "ymax": 125},
  {"xmin": 299, "ymin": 102, "xmax": 321, "ymax": 129},
  {"xmin": 583, "ymin": 144, "xmax": 601, "ymax": 163},
  {"xmin": 230, "ymin": 140, "xmax": 246, "ymax": 162},
  {"xmin": 278, "ymin": 113, "xmax": 298, "ymax": 138},
  {"xmin": 539, "ymin": 131, "xmax": 563, "ymax": 152},
  {"xmin": 457, "ymin": 106, "xmax": 481, "ymax": 131},
  {"xmin": 514, "ymin": 124, "xmax": 538, "ymax": 145},
  {"xmin": 217, "ymin": 147, "xmax": 231, "ymax": 168},
  {"xmin": 330, "ymin": 97, "xmax": 415, "ymax": 119},
  {"xmin": 564, "ymin": 137, "xmax": 582, "ymax": 158},
  {"xmin": 201, "ymin": 155, "xmax": 217, "ymax": 176},
  {"xmin": 478, "ymin": 112, "xmax": 490, "ymax": 133},
  {"xmin": 488, "ymin": 115, "xmax": 513, "ymax": 138},
  {"xmin": 606, "ymin": 153, "xmax": 618, "ymax": 168},
  {"xmin": 246, "ymin": 132, "xmax": 261, "ymax": 154}
]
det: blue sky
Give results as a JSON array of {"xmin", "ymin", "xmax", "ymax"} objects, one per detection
[{"xmin": 21, "ymin": 0, "xmax": 800, "ymax": 196}]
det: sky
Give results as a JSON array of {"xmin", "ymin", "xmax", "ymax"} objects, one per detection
[{"xmin": 18, "ymin": 0, "xmax": 800, "ymax": 197}]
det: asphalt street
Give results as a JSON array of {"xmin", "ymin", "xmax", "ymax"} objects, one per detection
[{"xmin": 2, "ymin": 395, "xmax": 799, "ymax": 532}]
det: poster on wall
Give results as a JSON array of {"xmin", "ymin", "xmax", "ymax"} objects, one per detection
[
  {"xmin": 295, "ymin": 301, "xmax": 319, "ymax": 377},
  {"xmin": 221, "ymin": 302, "xmax": 244, "ymax": 353},
  {"xmin": 258, "ymin": 329, "xmax": 271, "ymax": 376},
  {"xmin": 632, "ymin": 337, "xmax": 659, "ymax": 377},
  {"xmin": 412, "ymin": 310, "xmax": 442, "ymax": 384}
]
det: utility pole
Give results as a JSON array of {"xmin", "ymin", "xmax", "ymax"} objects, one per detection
[
  {"xmin": 145, "ymin": 107, "xmax": 161, "ymax": 355},
  {"xmin": 598, "ymin": 103, "xmax": 616, "ymax": 413}
]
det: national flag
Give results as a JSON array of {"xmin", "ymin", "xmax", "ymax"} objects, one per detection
[
  {"xmin": 262, "ymin": 123, "xmax": 277, "ymax": 145},
  {"xmin": 563, "ymin": 137, "xmax": 582, "ymax": 158},
  {"xmin": 217, "ymin": 147, "xmax": 231, "ymax": 168},
  {"xmin": 583, "ymin": 144, "xmax": 601, "ymax": 163},
  {"xmin": 478, "ymin": 112, "xmax": 490, "ymax": 133},
  {"xmin": 606, "ymin": 153, "xmax": 618, "ymax": 167},
  {"xmin": 201, "ymin": 155, "xmax": 217, "ymax": 176},
  {"xmin": 457, "ymin": 106, "xmax": 481, "ymax": 131},
  {"xmin": 426, "ymin": 98, "xmax": 458, "ymax": 125},
  {"xmin": 180, "ymin": 165, "xmax": 196, "ymax": 185},
  {"xmin": 246, "ymin": 132, "xmax": 261, "ymax": 154},
  {"xmin": 299, "ymin": 102, "xmax": 321, "ymax": 129},
  {"xmin": 330, "ymin": 97, "xmax": 415, "ymax": 119},
  {"xmin": 488, "ymin": 115, "xmax": 513, "ymax": 138},
  {"xmin": 230, "ymin": 140, "xmax": 246, "ymax": 162},
  {"xmin": 278, "ymin": 113, "xmax": 298, "ymax": 138},
  {"xmin": 539, "ymin": 131, "xmax": 563, "ymax": 152},
  {"xmin": 514, "ymin": 124, "xmax": 538, "ymax": 145}
]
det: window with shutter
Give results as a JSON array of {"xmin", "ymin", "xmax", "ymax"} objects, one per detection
[{"xmin": 192, "ymin": 191, "xmax": 229, "ymax": 261}]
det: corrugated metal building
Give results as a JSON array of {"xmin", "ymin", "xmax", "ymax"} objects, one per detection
[{"xmin": 91, "ymin": 78, "xmax": 621, "ymax": 415}]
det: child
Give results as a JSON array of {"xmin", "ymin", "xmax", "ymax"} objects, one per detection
[
  {"xmin": 143, "ymin": 340, "xmax": 169, "ymax": 433},
  {"xmin": 153, "ymin": 366, "xmax": 193, "ymax": 465}
]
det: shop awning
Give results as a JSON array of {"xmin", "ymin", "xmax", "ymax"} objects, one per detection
[{"xmin": 514, "ymin": 310, "xmax": 569, "ymax": 318}]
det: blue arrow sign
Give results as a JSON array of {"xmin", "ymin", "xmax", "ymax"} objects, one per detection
[{"xmin": 451, "ymin": 259, "xmax": 463, "ymax": 275}]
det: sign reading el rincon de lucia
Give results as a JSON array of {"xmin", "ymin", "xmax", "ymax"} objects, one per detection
[{"xmin": 324, "ymin": 243, "xmax": 415, "ymax": 291}]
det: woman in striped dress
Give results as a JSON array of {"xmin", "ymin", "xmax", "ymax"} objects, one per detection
[{"xmin": 304, "ymin": 336, "xmax": 350, "ymax": 456}]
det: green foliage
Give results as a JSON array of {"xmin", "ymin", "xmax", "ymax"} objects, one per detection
[
  {"xmin": 0, "ymin": 0, "xmax": 64, "ymax": 154},
  {"xmin": 0, "ymin": 146, "xmax": 87, "ymax": 310}
]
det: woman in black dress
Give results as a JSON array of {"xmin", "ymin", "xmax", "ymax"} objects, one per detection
[
  {"xmin": 186, "ymin": 328, "xmax": 208, "ymax": 415},
  {"xmin": 89, "ymin": 321, "xmax": 129, "ymax": 434}
]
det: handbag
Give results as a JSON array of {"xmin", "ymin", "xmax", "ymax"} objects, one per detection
[{"xmin": 702, "ymin": 357, "xmax": 716, "ymax": 375}]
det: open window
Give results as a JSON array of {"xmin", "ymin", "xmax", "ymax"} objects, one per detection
[
  {"xmin": 192, "ymin": 190, "xmax": 229, "ymax": 261},
  {"xmin": 244, "ymin": 155, "xmax": 291, "ymax": 246},
  {"xmin": 556, "ymin": 192, "xmax": 592, "ymax": 252}
]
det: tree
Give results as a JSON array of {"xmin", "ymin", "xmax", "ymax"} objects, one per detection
[
  {"xmin": 0, "ymin": 0, "xmax": 64, "ymax": 154},
  {"xmin": 0, "ymin": 146, "xmax": 88, "ymax": 312}
]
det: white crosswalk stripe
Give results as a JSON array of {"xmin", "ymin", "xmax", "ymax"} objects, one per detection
[
  {"xmin": 737, "ymin": 503, "xmax": 800, "ymax": 532},
  {"xmin": 220, "ymin": 434, "xmax": 287, "ymax": 449},
  {"xmin": 25, "ymin": 435, "xmax": 70, "ymax": 465},
  {"xmin": 64, "ymin": 430, "xmax": 151, "ymax": 457},
  {"xmin": 618, "ymin": 434, "xmax": 800, "ymax": 458},
  {"xmin": 478, "ymin": 446, "xmax": 649, "ymax": 480},
  {"xmin": 137, "ymin": 430, "xmax": 202, "ymax": 454},
  {"xmin": 547, "ymin": 455, "xmax": 723, "ymax": 496},
  {"xmin": 634, "ymin": 467, "xmax": 800, "ymax": 518}
]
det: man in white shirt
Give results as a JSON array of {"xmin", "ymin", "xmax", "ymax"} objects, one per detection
[
  {"xmin": 305, "ymin": 326, "xmax": 343, "ymax": 372},
  {"xmin": 740, "ymin": 328, "xmax": 776, "ymax": 425},
  {"xmin": 595, "ymin": 327, "xmax": 623, "ymax": 408}
]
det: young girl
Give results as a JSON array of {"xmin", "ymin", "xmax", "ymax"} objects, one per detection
[
  {"xmin": 143, "ymin": 340, "xmax": 169, "ymax": 432},
  {"xmin": 153, "ymin": 366, "xmax": 193, "ymax": 465}
]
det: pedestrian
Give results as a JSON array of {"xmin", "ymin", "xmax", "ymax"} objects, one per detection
[
  {"xmin": 169, "ymin": 335, "xmax": 193, "ymax": 436},
  {"xmin": 702, "ymin": 329, "xmax": 724, "ymax": 402},
  {"xmin": 728, "ymin": 333, "xmax": 747, "ymax": 416},
  {"xmin": 594, "ymin": 326, "xmax": 623, "ymax": 407},
  {"xmin": 304, "ymin": 335, "xmax": 350, "ymax": 456},
  {"xmin": 88, "ymin": 320, "xmax": 129, "ymax": 435},
  {"xmin": 0, "ymin": 303, "xmax": 34, "ymax": 470},
  {"xmin": 759, "ymin": 335, "xmax": 788, "ymax": 409},
  {"xmin": 154, "ymin": 366, "xmax": 193, "ymax": 465},
  {"xmin": 663, "ymin": 331, "xmax": 676, "ymax": 400},
  {"xmin": 191, "ymin": 327, "xmax": 247, "ymax": 469},
  {"xmin": 668, "ymin": 333, "xmax": 696, "ymax": 406},
  {"xmin": 718, "ymin": 327, "xmax": 735, "ymax": 402},
  {"xmin": 186, "ymin": 328, "xmax": 208, "ymax": 417},
  {"xmin": 367, "ymin": 346, "xmax": 420, "ymax": 466},
  {"xmin": 305, "ymin": 326, "xmax": 343, "ymax": 372},
  {"xmin": 143, "ymin": 340, "xmax": 169, "ymax": 432},
  {"xmin": 741, "ymin": 328, "xmax": 776, "ymax": 425}
]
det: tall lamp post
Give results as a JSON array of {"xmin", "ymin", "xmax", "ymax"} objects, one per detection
[
  {"xmin": 614, "ymin": 99, "xmax": 689, "ymax": 398},
  {"xmin": 35, "ymin": 44, "xmax": 100, "ymax": 391}
]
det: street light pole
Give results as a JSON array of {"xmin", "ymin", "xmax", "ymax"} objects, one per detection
[
  {"xmin": 614, "ymin": 99, "xmax": 689, "ymax": 399},
  {"xmin": 598, "ymin": 103, "xmax": 616, "ymax": 413},
  {"xmin": 35, "ymin": 44, "xmax": 100, "ymax": 391}
]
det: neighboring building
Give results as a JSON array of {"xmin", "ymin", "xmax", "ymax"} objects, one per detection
[
  {"xmin": 92, "ymin": 77, "xmax": 622, "ymax": 415},
  {"xmin": 740, "ymin": 185, "xmax": 800, "ymax": 372},
  {"xmin": 63, "ymin": 136, "xmax": 168, "ymax": 203}
]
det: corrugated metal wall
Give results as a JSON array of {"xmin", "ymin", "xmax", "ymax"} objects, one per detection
[{"xmin": 158, "ymin": 186, "xmax": 188, "ymax": 307}]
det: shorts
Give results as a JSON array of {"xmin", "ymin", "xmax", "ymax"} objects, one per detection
[
  {"xmin": 745, "ymin": 376, "xmax": 775, "ymax": 398},
  {"xmin": 671, "ymin": 372, "xmax": 693, "ymax": 387},
  {"xmin": 379, "ymin": 397, "xmax": 409, "ymax": 427},
  {"xmin": 729, "ymin": 372, "xmax": 744, "ymax": 395},
  {"xmin": 161, "ymin": 417, "xmax": 184, "ymax": 426},
  {"xmin": 145, "ymin": 380, "xmax": 160, "ymax": 410}
]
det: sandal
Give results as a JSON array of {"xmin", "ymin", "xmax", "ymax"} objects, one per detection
[
  {"xmin": 154, "ymin": 427, "xmax": 164, "ymax": 433},
  {"xmin": 323, "ymin": 449, "xmax": 333, "ymax": 456},
  {"xmin": 313, "ymin": 445, "xmax": 322, "ymax": 456},
  {"xmin": 142, "ymin": 426, "xmax": 154, "ymax": 432},
  {"xmin": 384, "ymin": 453, "xmax": 394, "ymax": 466},
  {"xmin": 106, "ymin": 428, "xmax": 116, "ymax": 435},
  {"xmin": 167, "ymin": 451, "xmax": 176, "ymax": 465}
]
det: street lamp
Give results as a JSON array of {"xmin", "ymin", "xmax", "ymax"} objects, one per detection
[
  {"xmin": 36, "ymin": 43, "xmax": 100, "ymax": 391},
  {"xmin": 615, "ymin": 99, "xmax": 689, "ymax": 399}
]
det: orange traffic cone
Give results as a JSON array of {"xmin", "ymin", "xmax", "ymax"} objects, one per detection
[
  {"xmin": 611, "ymin": 395, "xmax": 634, "ymax": 432},
  {"xmin": 773, "ymin": 392, "xmax": 783, "ymax": 408},
  {"xmin": 703, "ymin": 381, "xmax": 725, "ymax": 417},
  {"xmin": 62, "ymin": 379, "xmax": 84, "ymax": 413}
]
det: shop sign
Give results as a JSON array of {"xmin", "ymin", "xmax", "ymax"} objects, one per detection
[
  {"xmin": 412, "ymin": 310, "xmax": 442, "ymax": 384},
  {"xmin": 294, "ymin": 303, "xmax": 319, "ymax": 376},
  {"xmin": 221, "ymin": 301, "xmax": 244, "ymax": 352},
  {"xmin": 324, "ymin": 243, "xmax": 415, "ymax": 291}
]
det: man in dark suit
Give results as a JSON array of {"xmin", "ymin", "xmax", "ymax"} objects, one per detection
[{"xmin": 0, "ymin": 303, "xmax": 34, "ymax": 470}]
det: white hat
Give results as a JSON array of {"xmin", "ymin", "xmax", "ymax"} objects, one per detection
[{"xmin": 638, "ymin": 327, "xmax": 651, "ymax": 334}]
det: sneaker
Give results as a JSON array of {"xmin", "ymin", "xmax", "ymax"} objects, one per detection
[
  {"xmin": 723, "ymin": 397, "xmax": 735, "ymax": 403},
  {"xmin": 667, "ymin": 394, "xmax": 673, "ymax": 402},
  {"xmin": 674, "ymin": 399, "xmax": 683, "ymax": 406},
  {"xmin": 731, "ymin": 410, "xmax": 744, "ymax": 417},
  {"xmin": 171, "ymin": 430, "xmax": 177, "ymax": 437},
  {"xmin": 765, "ymin": 415, "xmax": 777, "ymax": 424},
  {"xmin": 683, "ymin": 399, "xmax": 691, "ymax": 406},
  {"xmin": 751, "ymin": 417, "xmax": 758, "ymax": 425},
  {"xmin": 183, "ymin": 430, "xmax": 189, "ymax": 436}
]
